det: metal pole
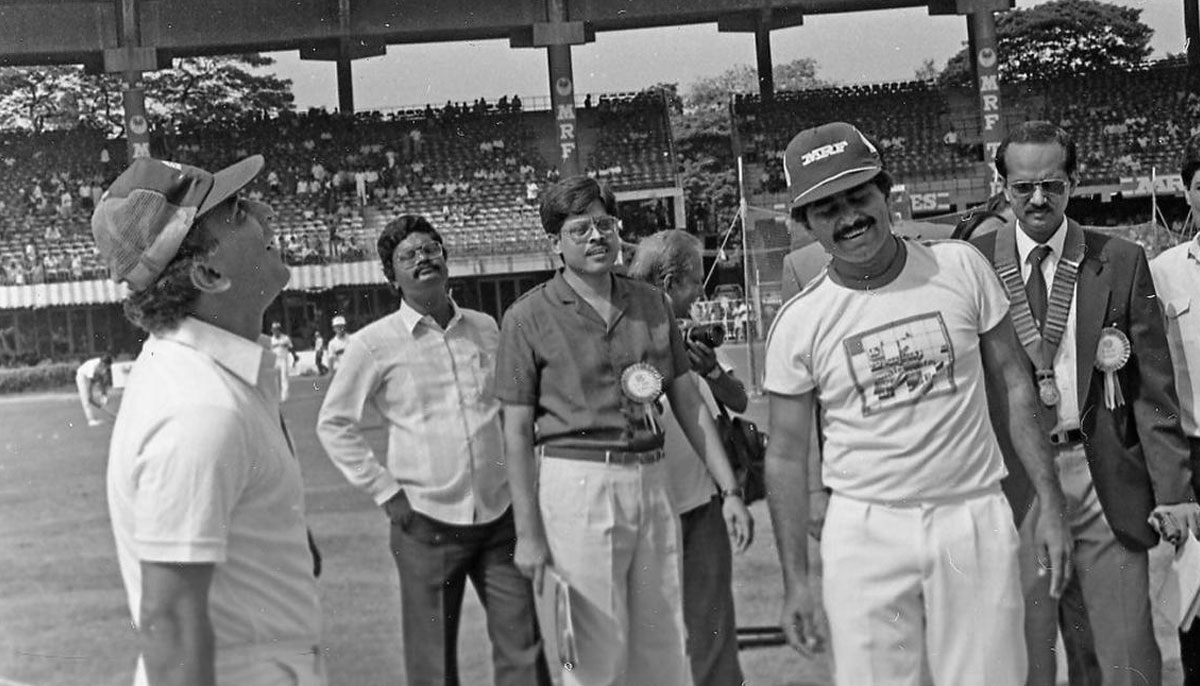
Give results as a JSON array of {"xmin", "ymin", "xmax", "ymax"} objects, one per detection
[{"xmin": 737, "ymin": 156, "xmax": 761, "ymax": 394}]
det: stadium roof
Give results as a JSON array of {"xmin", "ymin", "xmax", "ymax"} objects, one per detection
[{"xmin": 0, "ymin": 0, "xmax": 997, "ymax": 68}]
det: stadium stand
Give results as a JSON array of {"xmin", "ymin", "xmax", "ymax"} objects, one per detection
[
  {"xmin": 733, "ymin": 58, "xmax": 1199, "ymax": 203},
  {"xmin": 0, "ymin": 92, "xmax": 678, "ymax": 286}
]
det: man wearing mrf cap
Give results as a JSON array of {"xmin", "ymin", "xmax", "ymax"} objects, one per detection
[
  {"xmin": 97, "ymin": 156, "xmax": 325, "ymax": 686},
  {"xmin": 762, "ymin": 122, "xmax": 1071, "ymax": 685}
]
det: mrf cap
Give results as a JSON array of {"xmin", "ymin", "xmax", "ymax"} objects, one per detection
[
  {"xmin": 91, "ymin": 155, "xmax": 264, "ymax": 291},
  {"xmin": 332, "ymin": 315, "xmax": 347, "ymax": 327},
  {"xmin": 784, "ymin": 122, "xmax": 882, "ymax": 210}
]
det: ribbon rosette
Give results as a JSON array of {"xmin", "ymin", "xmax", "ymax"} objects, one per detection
[
  {"xmin": 621, "ymin": 362, "xmax": 664, "ymax": 435},
  {"xmin": 1095, "ymin": 327, "xmax": 1131, "ymax": 410}
]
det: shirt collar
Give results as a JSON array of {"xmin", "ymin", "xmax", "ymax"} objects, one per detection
[
  {"xmin": 1015, "ymin": 217, "xmax": 1069, "ymax": 264},
  {"xmin": 159, "ymin": 317, "xmax": 271, "ymax": 386},
  {"xmin": 1188, "ymin": 234, "xmax": 1200, "ymax": 263},
  {"xmin": 548, "ymin": 269, "xmax": 630, "ymax": 306},
  {"xmin": 397, "ymin": 297, "xmax": 460, "ymax": 334}
]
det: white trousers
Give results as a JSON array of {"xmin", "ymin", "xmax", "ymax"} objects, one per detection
[
  {"xmin": 134, "ymin": 644, "xmax": 325, "ymax": 686},
  {"xmin": 275, "ymin": 361, "xmax": 290, "ymax": 402},
  {"xmin": 538, "ymin": 457, "xmax": 691, "ymax": 686},
  {"xmin": 821, "ymin": 488, "xmax": 1026, "ymax": 686},
  {"xmin": 75, "ymin": 372, "xmax": 97, "ymax": 422}
]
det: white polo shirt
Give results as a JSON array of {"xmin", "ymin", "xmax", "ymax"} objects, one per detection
[{"xmin": 107, "ymin": 317, "xmax": 321, "ymax": 654}]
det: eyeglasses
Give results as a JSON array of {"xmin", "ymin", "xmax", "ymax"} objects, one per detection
[
  {"xmin": 395, "ymin": 241, "xmax": 444, "ymax": 264},
  {"xmin": 1007, "ymin": 179, "xmax": 1070, "ymax": 198},
  {"xmin": 560, "ymin": 215, "xmax": 621, "ymax": 243}
]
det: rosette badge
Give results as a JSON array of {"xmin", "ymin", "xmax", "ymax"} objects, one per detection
[
  {"xmin": 1095, "ymin": 327, "xmax": 1131, "ymax": 410},
  {"xmin": 621, "ymin": 362, "xmax": 664, "ymax": 435}
]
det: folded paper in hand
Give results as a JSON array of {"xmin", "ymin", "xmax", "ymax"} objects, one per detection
[
  {"xmin": 535, "ymin": 567, "xmax": 579, "ymax": 671},
  {"xmin": 1153, "ymin": 532, "xmax": 1200, "ymax": 631}
]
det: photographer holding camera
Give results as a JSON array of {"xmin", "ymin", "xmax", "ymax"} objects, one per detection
[{"xmin": 628, "ymin": 229, "xmax": 753, "ymax": 686}]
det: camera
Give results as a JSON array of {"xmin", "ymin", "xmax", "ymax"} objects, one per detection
[{"xmin": 686, "ymin": 323, "xmax": 726, "ymax": 349}]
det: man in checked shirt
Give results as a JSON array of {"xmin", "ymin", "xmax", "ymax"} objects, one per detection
[{"xmin": 317, "ymin": 214, "xmax": 551, "ymax": 686}]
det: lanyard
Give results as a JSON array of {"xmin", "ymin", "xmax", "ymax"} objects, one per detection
[{"xmin": 992, "ymin": 222, "xmax": 1086, "ymax": 406}]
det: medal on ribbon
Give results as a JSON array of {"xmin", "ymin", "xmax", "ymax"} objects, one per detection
[
  {"xmin": 1036, "ymin": 369, "xmax": 1060, "ymax": 407},
  {"xmin": 1095, "ymin": 327, "xmax": 1130, "ymax": 410},
  {"xmin": 621, "ymin": 362, "xmax": 664, "ymax": 435}
]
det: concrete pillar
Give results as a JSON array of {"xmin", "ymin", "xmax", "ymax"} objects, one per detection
[
  {"xmin": 336, "ymin": 0, "xmax": 354, "ymax": 114},
  {"xmin": 336, "ymin": 55, "xmax": 354, "ymax": 114},
  {"xmin": 1186, "ymin": 0, "xmax": 1200, "ymax": 72},
  {"xmin": 755, "ymin": 20, "xmax": 774, "ymax": 103},
  {"xmin": 546, "ymin": 0, "xmax": 581, "ymax": 177},
  {"xmin": 970, "ymin": 9, "xmax": 1005, "ymax": 193},
  {"xmin": 121, "ymin": 0, "xmax": 151, "ymax": 159}
]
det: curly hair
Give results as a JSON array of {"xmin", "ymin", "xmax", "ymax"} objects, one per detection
[
  {"xmin": 377, "ymin": 214, "xmax": 444, "ymax": 288},
  {"xmin": 121, "ymin": 215, "xmax": 221, "ymax": 335}
]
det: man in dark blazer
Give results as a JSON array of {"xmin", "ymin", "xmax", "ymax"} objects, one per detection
[{"xmin": 973, "ymin": 120, "xmax": 1200, "ymax": 686}]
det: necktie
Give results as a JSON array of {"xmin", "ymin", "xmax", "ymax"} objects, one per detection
[{"xmin": 1026, "ymin": 244, "xmax": 1051, "ymax": 330}]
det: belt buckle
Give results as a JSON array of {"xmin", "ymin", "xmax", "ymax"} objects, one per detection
[{"xmin": 1049, "ymin": 428, "xmax": 1081, "ymax": 446}]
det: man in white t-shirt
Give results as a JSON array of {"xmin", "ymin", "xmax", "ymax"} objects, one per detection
[
  {"xmin": 627, "ymin": 230, "xmax": 753, "ymax": 686},
  {"xmin": 93, "ymin": 155, "xmax": 323, "ymax": 685},
  {"xmin": 763, "ymin": 122, "xmax": 1071, "ymax": 686},
  {"xmin": 269, "ymin": 321, "xmax": 296, "ymax": 402},
  {"xmin": 76, "ymin": 354, "xmax": 112, "ymax": 427}
]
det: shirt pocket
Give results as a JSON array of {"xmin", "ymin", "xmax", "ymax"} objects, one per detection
[{"xmin": 472, "ymin": 349, "xmax": 496, "ymax": 402}]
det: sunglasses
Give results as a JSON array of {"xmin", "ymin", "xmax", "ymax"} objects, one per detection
[
  {"xmin": 395, "ymin": 241, "xmax": 444, "ymax": 265},
  {"xmin": 1007, "ymin": 179, "xmax": 1069, "ymax": 198},
  {"xmin": 560, "ymin": 215, "xmax": 621, "ymax": 243}
]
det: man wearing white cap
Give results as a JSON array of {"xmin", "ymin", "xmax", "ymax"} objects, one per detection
[
  {"xmin": 762, "ymin": 122, "xmax": 1071, "ymax": 686},
  {"xmin": 326, "ymin": 315, "xmax": 349, "ymax": 374},
  {"xmin": 93, "ymin": 156, "xmax": 324, "ymax": 685}
]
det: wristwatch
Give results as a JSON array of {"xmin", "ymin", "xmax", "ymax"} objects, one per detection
[
  {"xmin": 705, "ymin": 366, "xmax": 723, "ymax": 380},
  {"xmin": 720, "ymin": 487, "xmax": 745, "ymax": 500}
]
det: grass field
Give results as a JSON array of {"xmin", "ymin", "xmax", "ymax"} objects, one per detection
[
  {"xmin": 0, "ymin": 345, "xmax": 828, "ymax": 686},
  {"xmin": 0, "ymin": 344, "xmax": 1185, "ymax": 685}
]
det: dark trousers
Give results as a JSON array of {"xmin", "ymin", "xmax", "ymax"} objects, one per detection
[
  {"xmin": 390, "ymin": 505, "xmax": 551, "ymax": 686},
  {"xmin": 1020, "ymin": 448, "xmax": 1159, "ymax": 686},
  {"xmin": 680, "ymin": 496, "xmax": 743, "ymax": 686},
  {"xmin": 1183, "ymin": 621, "xmax": 1200, "ymax": 686}
]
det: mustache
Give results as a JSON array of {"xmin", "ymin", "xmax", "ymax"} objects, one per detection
[
  {"xmin": 834, "ymin": 217, "xmax": 874, "ymax": 241},
  {"xmin": 412, "ymin": 260, "xmax": 444, "ymax": 274}
]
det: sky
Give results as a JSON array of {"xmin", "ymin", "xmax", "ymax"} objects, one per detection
[{"xmin": 265, "ymin": 0, "xmax": 1185, "ymax": 113}]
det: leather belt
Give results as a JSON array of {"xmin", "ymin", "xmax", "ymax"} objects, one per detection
[
  {"xmin": 540, "ymin": 446, "xmax": 664, "ymax": 465},
  {"xmin": 1049, "ymin": 427, "xmax": 1084, "ymax": 447}
]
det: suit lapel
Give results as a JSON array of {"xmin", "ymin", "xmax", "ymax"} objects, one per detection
[{"xmin": 1074, "ymin": 224, "xmax": 1110, "ymax": 408}]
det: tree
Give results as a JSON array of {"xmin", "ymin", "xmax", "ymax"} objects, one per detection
[
  {"xmin": 685, "ymin": 57, "xmax": 827, "ymax": 112},
  {"xmin": 0, "ymin": 54, "xmax": 293, "ymax": 135},
  {"xmin": 144, "ymin": 54, "xmax": 294, "ymax": 128},
  {"xmin": 674, "ymin": 58, "xmax": 829, "ymax": 232},
  {"xmin": 914, "ymin": 58, "xmax": 940, "ymax": 82},
  {"xmin": 939, "ymin": 0, "xmax": 1152, "ymax": 86},
  {"xmin": 0, "ymin": 66, "xmax": 112, "ymax": 133}
]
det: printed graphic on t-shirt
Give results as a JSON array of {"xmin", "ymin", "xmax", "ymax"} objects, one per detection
[{"xmin": 843, "ymin": 312, "xmax": 956, "ymax": 416}]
